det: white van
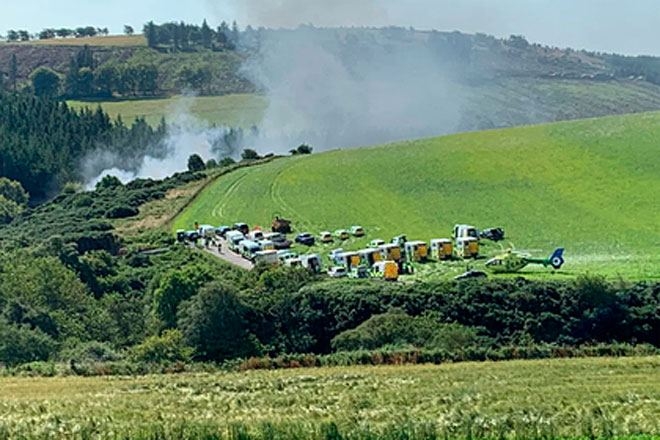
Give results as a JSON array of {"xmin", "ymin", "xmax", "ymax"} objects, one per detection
[
  {"xmin": 254, "ymin": 250, "xmax": 279, "ymax": 266},
  {"xmin": 225, "ymin": 230, "xmax": 245, "ymax": 252}
]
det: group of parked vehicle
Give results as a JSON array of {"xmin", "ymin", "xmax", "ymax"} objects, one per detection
[{"xmin": 177, "ymin": 221, "xmax": 505, "ymax": 281}]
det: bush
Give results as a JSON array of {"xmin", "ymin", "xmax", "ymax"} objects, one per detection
[
  {"xmin": 60, "ymin": 341, "xmax": 123, "ymax": 363},
  {"xmin": 10, "ymin": 361, "xmax": 58, "ymax": 377},
  {"xmin": 105, "ymin": 205, "xmax": 139, "ymax": 219},
  {"xmin": 0, "ymin": 320, "xmax": 57, "ymax": 366},
  {"xmin": 178, "ymin": 282, "xmax": 262, "ymax": 361},
  {"xmin": 96, "ymin": 175, "xmax": 124, "ymax": 190},
  {"xmin": 331, "ymin": 309, "xmax": 484, "ymax": 352},
  {"xmin": 187, "ymin": 154, "xmax": 206, "ymax": 172},
  {"xmin": 241, "ymin": 149, "xmax": 260, "ymax": 161},
  {"xmin": 219, "ymin": 157, "xmax": 236, "ymax": 167},
  {"xmin": 130, "ymin": 330, "xmax": 193, "ymax": 364}
]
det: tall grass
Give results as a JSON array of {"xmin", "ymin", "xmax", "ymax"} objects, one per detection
[{"xmin": 0, "ymin": 357, "xmax": 658, "ymax": 439}]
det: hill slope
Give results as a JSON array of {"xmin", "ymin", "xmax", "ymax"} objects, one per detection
[{"xmin": 174, "ymin": 112, "xmax": 660, "ymax": 278}]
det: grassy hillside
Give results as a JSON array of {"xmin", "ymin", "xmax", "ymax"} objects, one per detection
[
  {"xmin": 68, "ymin": 78, "xmax": 660, "ymax": 131},
  {"xmin": 174, "ymin": 112, "xmax": 660, "ymax": 279},
  {"xmin": 68, "ymin": 94, "xmax": 267, "ymax": 127},
  {"xmin": 1, "ymin": 357, "xmax": 658, "ymax": 438}
]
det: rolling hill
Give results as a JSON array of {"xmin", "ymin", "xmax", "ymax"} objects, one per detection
[{"xmin": 173, "ymin": 112, "xmax": 660, "ymax": 279}]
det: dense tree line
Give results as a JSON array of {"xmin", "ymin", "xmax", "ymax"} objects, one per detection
[
  {"xmin": 606, "ymin": 54, "xmax": 660, "ymax": 85},
  {"xmin": 4, "ymin": 26, "xmax": 109, "ymax": 42},
  {"xmin": 0, "ymin": 93, "xmax": 165, "ymax": 199},
  {"xmin": 143, "ymin": 20, "xmax": 239, "ymax": 51}
]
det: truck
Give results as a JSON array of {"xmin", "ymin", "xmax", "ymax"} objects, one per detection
[
  {"xmin": 271, "ymin": 216, "xmax": 292, "ymax": 234},
  {"xmin": 372, "ymin": 260, "xmax": 399, "ymax": 281},
  {"xmin": 331, "ymin": 251, "xmax": 361, "ymax": 270},
  {"xmin": 404, "ymin": 241, "xmax": 428, "ymax": 263},
  {"xmin": 455, "ymin": 236, "xmax": 479, "ymax": 259},
  {"xmin": 453, "ymin": 224, "xmax": 479, "ymax": 241},
  {"xmin": 430, "ymin": 238, "xmax": 453, "ymax": 260},
  {"xmin": 358, "ymin": 248, "xmax": 382, "ymax": 266}
]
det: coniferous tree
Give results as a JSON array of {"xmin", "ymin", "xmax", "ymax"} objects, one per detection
[
  {"xmin": 64, "ymin": 57, "xmax": 80, "ymax": 97},
  {"xmin": 201, "ymin": 19, "xmax": 212, "ymax": 49},
  {"xmin": 144, "ymin": 21, "xmax": 158, "ymax": 48},
  {"xmin": 9, "ymin": 54, "xmax": 17, "ymax": 92}
]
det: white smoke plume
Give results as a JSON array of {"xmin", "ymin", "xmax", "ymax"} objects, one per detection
[
  {"xmin": 208, "ymin": 0, "xmax": 467, "ymax": 153},
  {"xmin": 84, "ymin": 96, "xmax": 244, "ymax": 189},
  {"xmin": 243, "ymin": 27, "xmax": 464, "ymax": 152}
]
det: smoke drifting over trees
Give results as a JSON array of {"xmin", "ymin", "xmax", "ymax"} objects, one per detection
[{"xmin": 242, "ymin": 27, "xmax": 466, "ymax": 152}]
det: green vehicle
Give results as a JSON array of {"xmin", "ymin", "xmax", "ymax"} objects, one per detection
[{"xmin": 485, "ymin": 248, "xmax": 565, "ymax": 273}]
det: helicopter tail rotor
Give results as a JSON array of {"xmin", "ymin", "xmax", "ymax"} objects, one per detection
[{"xmin": 549, "ymin": 248, "xmax": 565, "ymax": 269}]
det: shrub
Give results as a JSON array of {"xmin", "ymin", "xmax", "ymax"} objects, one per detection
[
  {"xmin": 60, "ymin": 341, "xmax": 123, "ymax": 363},
  {"xmin": 241, "ymin": 149, "xmax": 260, "ymax": 161},
  {"xmin": 187, "ymin": 154, "xmax": 206, "ymax": 172},
  {"xmin": 130, "ymin": 330, "xmax": 193, "ymax": 364},
  {"xmin": 219, "ymin": 157, "xmax": 236, "ymax": 167},
  {"xmin": 105, "ymin": 205, "xmax": 139, "ymax": 219},
  {"xmin": 96, "ymin": 175, "xmax": 124, "ymax": 190},
  {"xmin": 0, "ymin": 320, "xmax": 57, "ymax": 366},
  {"xmin": 178, "ymin": 282, "xmax": 262, "ymax": 361}
]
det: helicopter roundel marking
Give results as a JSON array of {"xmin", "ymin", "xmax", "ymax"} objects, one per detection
[{"xmin": 551, "ymin": 256, "xmax": 564, "ymax": 268}]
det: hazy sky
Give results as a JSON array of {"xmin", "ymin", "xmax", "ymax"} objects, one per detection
[{"xmin": 2, "ymin": 0, "xmax": 659, "ymax": 55}]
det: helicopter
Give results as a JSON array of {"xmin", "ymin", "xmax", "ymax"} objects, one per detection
[{"xmin": 485, "ymin": 247, "xmax": 565, "ymax": 273}]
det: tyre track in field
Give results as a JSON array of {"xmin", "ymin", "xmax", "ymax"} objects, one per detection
[
  {"xmin": 269, "ymin": 160, "xmax": 311, "ymax": 231},
  {"xmin": 211, "ymin": 171, "xmax": 249, "ymax": 220}
]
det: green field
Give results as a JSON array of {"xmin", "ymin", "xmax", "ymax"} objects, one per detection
[
  {"xmin": 69, "ymin": 94, "xmax": 267, "ymax": 127},
  {"xmin": 1, "ymin": 357, "xmax": 658, "ymax": 439},
  {"xmin": 174, "ymin": 112, "xmax": 660, "ymax": 279}
]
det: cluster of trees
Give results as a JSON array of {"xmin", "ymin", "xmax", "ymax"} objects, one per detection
[
  {"xmin": 606, "ymin": 54, "xmax": 660, "ymax": 85},
  {"xmin": 4, "ymin": 26, "xmax": 109, "ymax": 42},
  {"xmin": 143, "ymin": 20, "xmax": 239, "ymax": 51},
  {"xmin": 0, "ymin": 177, "xmax": 28, "ymax": 224},
  {"xmin": 26, "ymin": 46, "xmax": 159, "ymax": 99},
  {"xmin": 0, "ymin": 93, "xmax": 166, "ymax": 199},
  {"xmin": 64, "ymin": 46, "xmax": 159, "ymax": 98}
]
